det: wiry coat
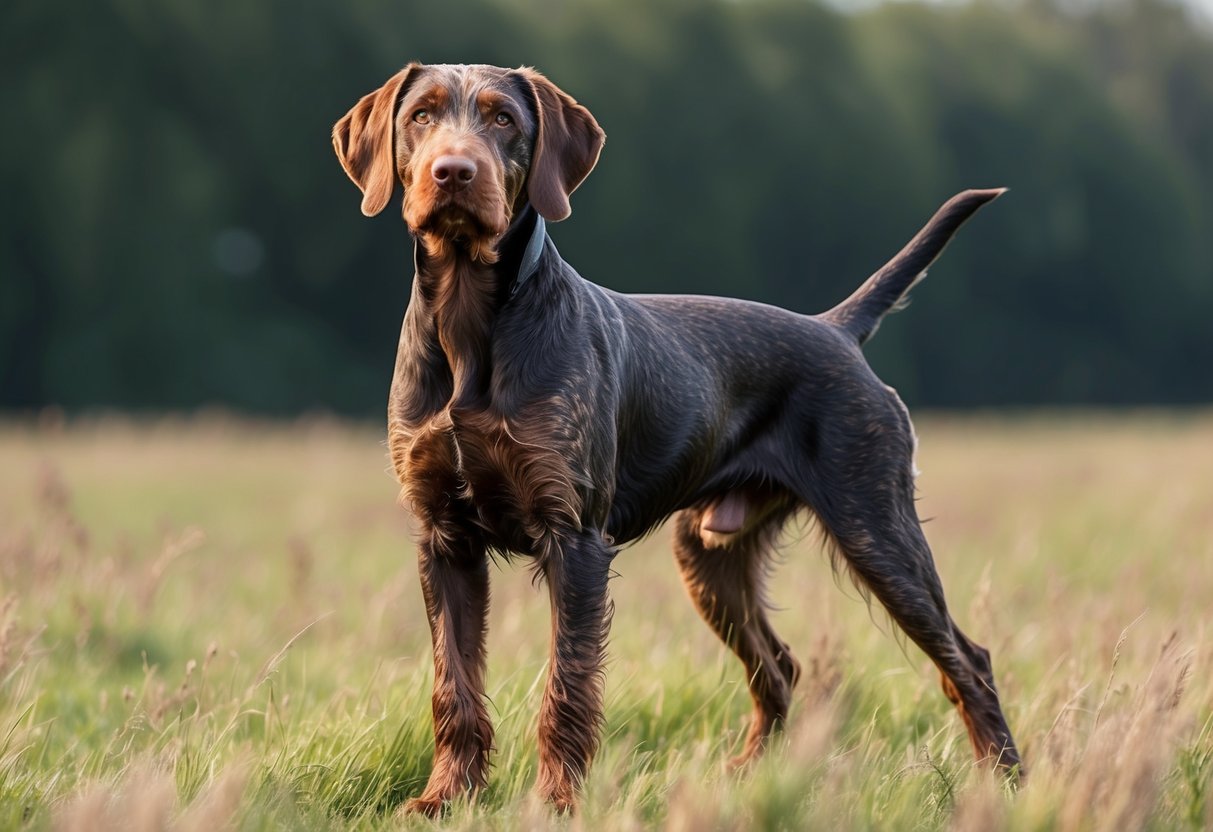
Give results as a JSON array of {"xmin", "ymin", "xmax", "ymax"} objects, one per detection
[{"xmin": 333, "ymin": 62, "xmax": 1022, "ymax": 815}]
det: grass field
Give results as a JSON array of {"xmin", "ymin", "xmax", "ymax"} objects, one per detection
[{"xmin": 1, "ymin": 412, "xmax": 1211, "ymax": 830}]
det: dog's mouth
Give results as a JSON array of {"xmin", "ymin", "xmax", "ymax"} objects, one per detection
[
  {"xmin": 409, "ymin": 197, "xmax": 509, "ymax": 245},
  {"xmin": 430, "ymin": 205, "xmax": 498, "ymax": 238},
  {"xmin": 408, "ymin": 200, "xmax": 511, "ymax": 266}
]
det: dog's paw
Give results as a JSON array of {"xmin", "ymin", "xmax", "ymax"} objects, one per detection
[
  {"xmin": 398, "ymin": 796, "xmax": 447, "ymax": 818},
  {"xmin": 547, "ymin": 794, "xmax": 577, "ymax": 815},
  {"xmin": 535, "ymin": 781, "xmax": 578, "ymax": 815}
]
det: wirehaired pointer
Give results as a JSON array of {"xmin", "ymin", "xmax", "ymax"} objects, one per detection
[{"xmin": 333, "ymin": 62, "xmax": 1021, "ymax": 814}]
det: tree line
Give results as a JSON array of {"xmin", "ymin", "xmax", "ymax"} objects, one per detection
[{"xmin": 3, "ymin": 0, "xmax": 1212, "ymax": 414}]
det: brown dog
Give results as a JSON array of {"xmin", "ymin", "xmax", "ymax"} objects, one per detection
[{"xmin": 333, "ymin": 63, "xmax": 1021, "ymax": 814}]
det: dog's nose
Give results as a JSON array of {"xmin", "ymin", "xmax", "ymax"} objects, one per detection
[{"xmin": 431, "ymin": 155, "xmax": 477, "ymax": 192}]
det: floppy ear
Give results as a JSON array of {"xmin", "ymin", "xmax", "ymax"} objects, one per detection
[
  {"xmin": 517, "ymin": 68, "xmax": 605, "ymax": 222},
  {"xmin": 332, "ymin": 64, "xmax": 419, "ymax": 217}
]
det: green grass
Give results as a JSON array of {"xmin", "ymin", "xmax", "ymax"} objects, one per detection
[{"xmin": 1, "ymin": 411, "xmax": 1211, "ymax": 830}]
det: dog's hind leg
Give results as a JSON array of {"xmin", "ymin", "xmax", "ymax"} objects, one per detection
[
  {"xmin": 797, "ymin": 400, "xmax": 1023, "ymax": 777},
  {"xmin": 828, "ymin": 514, "xmax": 1021, "ymax": 774},
  {"xmin": 672, "ymin": 503, "xmax": 801, "ymax": 767}
]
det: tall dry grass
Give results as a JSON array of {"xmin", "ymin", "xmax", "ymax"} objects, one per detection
[{"xmin": 0, "ymin": 411, "xmax": 1209, "ymax": 829}]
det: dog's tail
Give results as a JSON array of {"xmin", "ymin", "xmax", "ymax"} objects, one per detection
[{"xmin": 821, "ymin": 188, "xmax": 1005, "ymax": 345}]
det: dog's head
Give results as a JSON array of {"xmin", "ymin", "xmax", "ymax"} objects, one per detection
[{"xmin": 333, "ymin": 63, "xmax": 604, "ymax": 252}]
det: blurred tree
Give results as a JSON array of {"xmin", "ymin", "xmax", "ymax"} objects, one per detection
[{"xmin": 2, "ymin": 0, "xmax": 1211, "ymax": 414}]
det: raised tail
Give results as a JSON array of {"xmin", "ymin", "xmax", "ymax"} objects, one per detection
[{"xmin": 821, "ymin": 188, "xmax": 1006, "ymax": 345}]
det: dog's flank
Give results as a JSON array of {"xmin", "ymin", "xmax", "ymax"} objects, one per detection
[
  {"xmin": 823, "ymin": 187, "xmax": 1006, "ymax": 345},
  {"xmin": 333, "ymin": 62, "xmax": 1022, "ymax": 815}
]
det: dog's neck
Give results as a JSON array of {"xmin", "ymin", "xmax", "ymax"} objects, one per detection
[{"xmin": 408, "ymin": 208, "xmax": 545, "ymax": 408}]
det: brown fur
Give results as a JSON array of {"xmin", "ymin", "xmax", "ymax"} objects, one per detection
[{"xmin": 333, "ymin": 62, "xmax": 1022, "ymax": 816}]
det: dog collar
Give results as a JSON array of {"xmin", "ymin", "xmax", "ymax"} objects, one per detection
[{"xmin": 512, "ymin": 214, "xmax": 546, "ymax": 297}]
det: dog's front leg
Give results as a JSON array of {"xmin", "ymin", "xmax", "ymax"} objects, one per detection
[
  {"xmin": 535, "ymin": 530, "xmax": 615, "ymax": 812},
  {"xmin": 402, "ymin": 531, "xmax": 492, "ymax": 816}
]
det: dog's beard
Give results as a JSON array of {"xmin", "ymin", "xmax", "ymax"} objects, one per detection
[{"xmin": 407, "ymin": 198, "xmax": 508, "ymax": 265}]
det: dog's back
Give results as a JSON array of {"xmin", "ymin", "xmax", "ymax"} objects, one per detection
[{"xmin": 592, "ymin": 188, "xmax": 1005, "ymax": 544}]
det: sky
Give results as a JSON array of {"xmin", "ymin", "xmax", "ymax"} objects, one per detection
[{"xmin": 827, "ymin": 0, "xmax": 1213, "ymax": 26}]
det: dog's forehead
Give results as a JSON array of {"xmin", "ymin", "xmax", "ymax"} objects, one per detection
[{"xmin": 412, "ymin": 63, "xmax": 523, "ymax": 105}]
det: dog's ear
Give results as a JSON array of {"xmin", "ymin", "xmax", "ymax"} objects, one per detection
[
  {"xmin": 333, "ymin": 64, "xmax": 419, "ymax": 217},
  {"xmin": 516, "ymin": 68, "xmax": 605, "ymax": 222}
]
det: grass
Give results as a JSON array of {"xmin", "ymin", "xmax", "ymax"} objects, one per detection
[{"xmin": 1, "ymin": 410, "xmax": 1211, "ymax": 830}]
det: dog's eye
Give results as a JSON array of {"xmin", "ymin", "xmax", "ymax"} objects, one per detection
[
  {"xmin": 412, "ymin": 109, "xmax": 430, "ymax": 125},
  {"xmin": 494, "ymin": 112, "xmax": 513, "ymax": 127}
]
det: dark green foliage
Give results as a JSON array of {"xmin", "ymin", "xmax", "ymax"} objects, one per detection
[{"xmin": 3, "ymin": 0, "xmax": 1212, "ymax": 413}]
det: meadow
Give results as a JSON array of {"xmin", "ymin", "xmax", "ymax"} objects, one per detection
[{"xmin": 0, "ymin": 412, "xmax": 1210, "ymax": 830}]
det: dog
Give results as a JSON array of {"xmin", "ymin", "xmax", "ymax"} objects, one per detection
[{"xmin": 332, "ymin": 62, "xmax": 1022, "ymax": 814}]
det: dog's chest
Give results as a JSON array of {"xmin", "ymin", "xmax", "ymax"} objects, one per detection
[{"xmin": 390, "ymin": 405, "xmax": 586, "ymax": 550}]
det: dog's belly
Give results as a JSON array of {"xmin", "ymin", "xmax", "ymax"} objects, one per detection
[{"xmin": 393, "ymin": 408, "xmax": 584, "ymax": 553}]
